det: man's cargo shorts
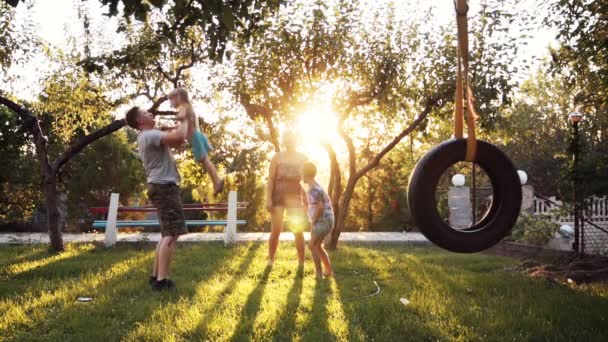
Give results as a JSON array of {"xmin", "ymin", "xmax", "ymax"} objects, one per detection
[{"xmin": 147, "ymin": 183, "xmax": 187, "ymax": 237}]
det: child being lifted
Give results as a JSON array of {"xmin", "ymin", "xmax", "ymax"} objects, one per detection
[{"xmin": 169, "ymin": 88, "xmax": 224, "ymax": 196}]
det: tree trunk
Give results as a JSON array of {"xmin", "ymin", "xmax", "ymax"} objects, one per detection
[
  {"xmin": 323, "ymin": 143, "xmax": 343, "ymax": 248},
  {"xmin": 43, "ymin": 175, "xmax": 63, "ymax": 251},
  {"xmin": 325, "ymin": 94, "xmax": 443, "ymax": 249},
  {"xmin": 326, "ymin": 177, "xmax": 357, "ymax": 250},
  {"xmin": 366, "ymin": 175, "xmax": 374, "ymax": 231}
]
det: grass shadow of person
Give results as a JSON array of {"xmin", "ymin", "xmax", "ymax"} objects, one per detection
[
  {"xmin": 300, "ymin": 277, "xmax": 335, "ymax": 340},
  {"xmin": 228, "ymin": 263, "xmax": 273, "ymax": 341},
  {"xmin": 177, "ymin": 243, "xmax": 264, "ymax": 340},
  {"xmin": 3, "ymin": 251, "xmax": 154, "ymax": 340},
  {"xmin": 330, "ymin": 245, "xmax": 441, "ymax": 341},
  {"xmin": 0, "ymin": 244, "xmax": 131, "ymax": 297},
  {"xmin": 4, "ymin": 243, "xmax": 242, "ymax": 340},
  {"xmin": 269, "ymin": 265, "xmax": 304, "ymax": 340}
]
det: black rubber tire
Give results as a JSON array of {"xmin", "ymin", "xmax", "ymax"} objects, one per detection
[{"xmin": 407, "ymin": 139, "xmax": 522, "ymax": 253}]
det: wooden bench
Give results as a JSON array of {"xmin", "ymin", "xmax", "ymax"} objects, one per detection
[{"xmin": 90, "ymin": 191, "xmax": 245, "ymax": 247}]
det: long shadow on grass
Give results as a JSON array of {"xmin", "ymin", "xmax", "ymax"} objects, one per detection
[
  {"xmin": 9, "ymin": 243, "xmax": 247, "ymax": 341},
  {"xmin": 300, "ymin": 278, "xmax": 335, "ymax": 340},
  {"xmin": 344, "ymin": 245, "xmax": 608, "ymax": 341},
  {"xmin": 3, "ymin": 250, "xmax": 148, "ymax": 340},
  {"xmin": 407, "ymin": 250, "xmax": 608, "ymax": 341},
  {"xmin": 0, "ymin": 244, "xmax": 131, "ymax": 298},
  {"xmin": 0, "ymin": 245, "xmax": 51, "ymax": 270},
  {"xmin": 331, "ymin": 246, "xmax": 443, "ymax": 341},
  {"xmin": 184, "ymin": 244, "xmax": 261, "ymax": 340},
  {"xmin": 270, "ymin": 268, "xmax": 303, "ymax": 340},
  {"xmin": 228, "ymin": 264, "xmax": 272, "ymax": 341}
]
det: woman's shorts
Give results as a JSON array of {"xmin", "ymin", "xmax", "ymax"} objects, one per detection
[
  {"xmin": 190, "ymin": 130, "xmax": 213, "ymax": 162},
  {"xmin": 312, "ymin": 215, "xmax": 334, "ymax": 239}
]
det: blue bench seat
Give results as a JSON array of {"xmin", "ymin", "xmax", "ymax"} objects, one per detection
[{"xmin": 92, "ymin": 220, "xmax": 246, "ymax": 229}]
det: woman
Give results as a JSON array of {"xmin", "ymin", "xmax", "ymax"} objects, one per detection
[{"xmin": 266, "ymin": 132, "xmax": 309, "ymax": 266}]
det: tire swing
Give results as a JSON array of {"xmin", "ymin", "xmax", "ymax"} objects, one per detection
[{"xmin": 407, "ymin": 0, "xmax": 522, "ymax": 253}]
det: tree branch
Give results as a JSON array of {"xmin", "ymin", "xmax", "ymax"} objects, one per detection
[
  {"xmin": 50, "ymin": 96, "xmax": 168, "ymax": 174},
  {"xmin": 338, "ymin": 119, "xmax": 357, "ymax": 179},
  {"xmin": 0, "ymin": 96, "xmax": 52, "ymax": 175},
  {"xmin": 151, "ymin": 110, "xmax": 177, "ymax": 116},
  {"xmin": 239, "ymin": 96, "xmax": 280, "ymax": 151},
  {"xmin": 354, "ymin": 93, "xmax": 446, "ymax": 180},
  {"xmin": 323, "ymin": 142, "xmax": 342, "ymax": 212}
]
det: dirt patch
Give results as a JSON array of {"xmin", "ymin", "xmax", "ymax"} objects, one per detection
[
  {"xmin": 484, "ymin": 242, "xmax": 608, "ymax": 286},
  {"xmin": 507, "ymin": 255, "xmax": 608, "ymax": 286}
]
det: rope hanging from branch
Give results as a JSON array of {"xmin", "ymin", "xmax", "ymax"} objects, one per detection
[{"xmin": 453, "ymin": 0, "xmax": 478, "ymax": 162}]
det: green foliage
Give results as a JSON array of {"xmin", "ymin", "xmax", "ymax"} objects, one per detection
[
  {"xmin": 499, "ymin": 67, "xmax": 572, "ymax": 195},
  {"xmin": 347, "ymin": 142, "xmax": 416, "ymax": 231},
  {"xmin": 0, "ymin": 1, "xmax": 37, "ymax": 72},
  {"xmin": 24, "ymin": 56, "xmax": 145, "ymax": 229},
  {"xmin": 547, "ymin": 0, "xmax": 608, "ymax": 121},
  {"xmin": 508, "ymin": 213, "xmax": 559, "ymax": 246},
  {"xmin": 36, "ymin": 71, "xmax": 116, "ymax": 145},
  {"xmin": 0, "ymin": 105, "xmax": 39, "ymax": 222},
  {"xmin": 1, "ymin": 244, "xmax": 607, "ymax": 340},
  {"xmin": 545, "ymin": 0, "xmax": 608, "ymax": 198},
  {"xmin": 85, "ymin": 0, "xmax": 282, "ymax": 64},
  {"xmin": 62, "ymin": 132, "xmax": 145, "ymax": 228}
]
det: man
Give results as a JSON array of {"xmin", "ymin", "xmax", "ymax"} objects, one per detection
[{"xmin": 125, "ymin": 106, "xmax": 188, "ymax": 291}]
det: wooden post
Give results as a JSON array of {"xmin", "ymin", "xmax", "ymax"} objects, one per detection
[
  {"xmin": 225, "ymin": 191, "xmax": 237, "ymax": 246},
  {"xmin": 104, "ymin": 193, "xmax": 119, "ymax": 247}
]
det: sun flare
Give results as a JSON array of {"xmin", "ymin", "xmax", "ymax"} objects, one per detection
[
  {"xmin": 290, "ymin": 102, "xmax": 342, "ymax": 187},
  {"xmin": 295, "ymin": 107, "xmax": 338, "ymax": 143}
]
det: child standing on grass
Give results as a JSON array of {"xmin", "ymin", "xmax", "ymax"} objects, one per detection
[
  {"xmin": 169, "ymin": 88, "xmax": 224, "ymax": 196},
  {"xmin": 302, "ymin": 161, "xmax": 334, "ymax": 279}
]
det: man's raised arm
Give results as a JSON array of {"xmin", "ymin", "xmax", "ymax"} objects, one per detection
[{"xmin": 160, "ymin": 120, "xmax": 188, "ymax": 147}]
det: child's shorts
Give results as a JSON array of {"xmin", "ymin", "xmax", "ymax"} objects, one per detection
[
  {"xmin": 190, "ymin": 130, "xmax": 213, "ymax": 162},
  {"xmin": 312, "ymin": 214, "xmax": 334, "ymax": 239}
]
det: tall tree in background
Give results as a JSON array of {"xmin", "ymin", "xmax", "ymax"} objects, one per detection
[
  {"xmin": 547, "ymin": 0, "xmax": 608, "ymax": 198},
  {"xmin": 498, "ymin": 66, "xmax": 572, "ymax": 195}
]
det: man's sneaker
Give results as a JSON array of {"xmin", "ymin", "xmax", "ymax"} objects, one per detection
[
  {"xmin": 149, "ymin": 276, "xmax": 157, "ymax": 287},
  {"xmin": 152, "ymin": 279, "xmax": 176, "ymax": 292}
]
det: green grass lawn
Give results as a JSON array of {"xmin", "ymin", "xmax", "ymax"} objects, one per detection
[{"xmin": 1, "ymin": 243, "xmax": 607, "ymax": 341}]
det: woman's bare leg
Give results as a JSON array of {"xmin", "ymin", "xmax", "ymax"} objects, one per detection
[
  {"xmin": 268, "ymin": 206, "xmax": 284, "ymax": 265},
  {"xmin": 288, "ymin": 208, "xmax": 307, "ymax": 266}
]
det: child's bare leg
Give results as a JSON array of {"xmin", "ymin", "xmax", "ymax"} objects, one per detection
[
  {"xmin": 318, "ymin": 241, "xmax": 333, "ymax": 277},
  {"xmin": 200, "ymin": 156, "xmax": 222, "ymax": 190},
  {"xmin": 309, "ymin": 235, "xmax": 323, "ymax": 278}
]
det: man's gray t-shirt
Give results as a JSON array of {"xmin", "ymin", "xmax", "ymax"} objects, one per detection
[{"xmin": 137, "ymin": 130, "xmax": 180, "ymax": 185}]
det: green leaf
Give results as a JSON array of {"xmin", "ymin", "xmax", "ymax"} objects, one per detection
[
  {"xmin": 222, "ymin": 6, "xmax": 235, "ymax": 30},
  {"xmin": 148, "ymin": 0, "xmax": 166, "ymax": 8}
]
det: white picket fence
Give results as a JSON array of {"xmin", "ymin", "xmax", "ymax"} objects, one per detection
[{"xmin": 533, "ymin": 196, "xmax": 608, "ymax": 255}]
